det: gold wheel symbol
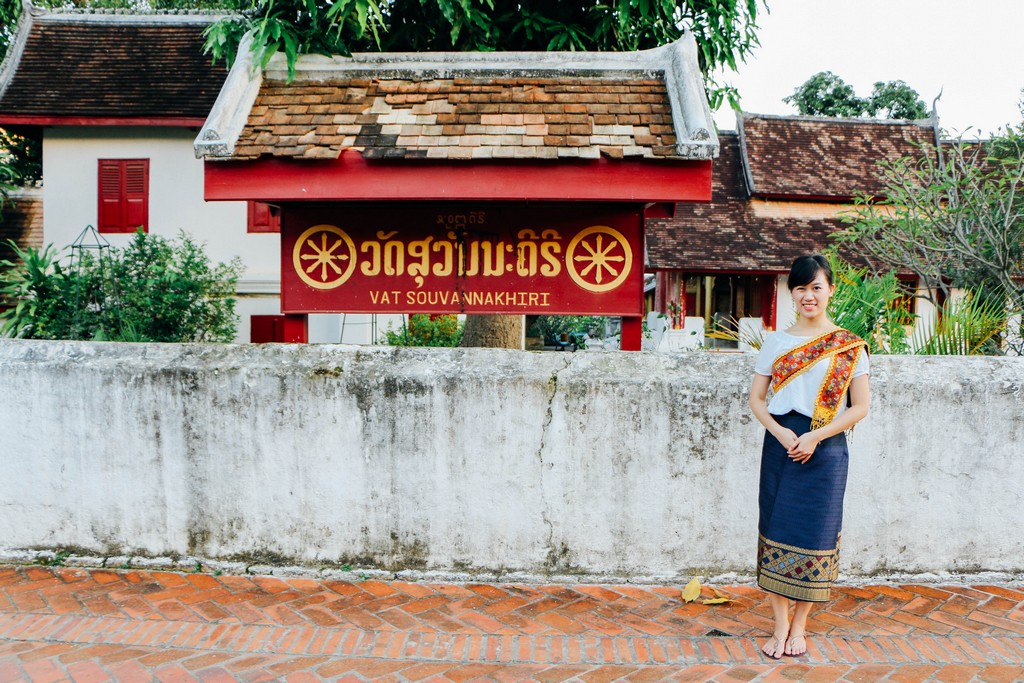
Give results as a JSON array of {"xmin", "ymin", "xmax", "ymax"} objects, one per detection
[
  {"xmin": 566, "ymin": 225, "xmax": 633, "ymax": 293},
  {"xmin": 293, "ymin": 224, "xmax": 357, "ymax": 290}
]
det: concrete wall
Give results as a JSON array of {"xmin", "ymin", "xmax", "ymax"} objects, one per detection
[{"xmin": 1, "ymin": 339, "xmax": 1022, "ymax": 579}]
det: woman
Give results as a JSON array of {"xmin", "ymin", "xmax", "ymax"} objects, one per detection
[{"xmin": 748, "ymin": 254, "xmax": 870, "ymax": 659}]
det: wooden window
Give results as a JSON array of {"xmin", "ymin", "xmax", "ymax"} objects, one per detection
[
  {"xmin": 98, "ymin": 159, "xmax": 149, "ymax": 233},
  {"xmin": 247, "ymin": 201, "xmax": 280, "ymax": 233}
]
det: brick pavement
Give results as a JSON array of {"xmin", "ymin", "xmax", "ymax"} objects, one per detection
[{"xmin": 0, "ymin": 565, "xmax": 1021, "ymax": 682}]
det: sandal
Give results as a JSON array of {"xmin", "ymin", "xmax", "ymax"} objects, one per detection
[
  {"xmin": 785, "ymin": 633, "xmax": 807, "ymax": 656},
  {"xmin": 761, "ymin": 635, "xmax": 786, "ymax": 659}
]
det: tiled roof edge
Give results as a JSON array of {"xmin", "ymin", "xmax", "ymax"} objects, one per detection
[
  {"xmin": 194, "ymin": 32, "xmax": 259, "ymax": 159},
  {"xmin": 29, "ymin": 1, "xmax": 230, "ymax": 24},
  {"xmin": 196, "ymin": 33, "xmax": 719, "ymax": 160},
  {"xmin": 736, "ymin": 113, "xmax": 755, "ymax": 197},
  {"xmin": 0, "ymin": 0, "xmax": 35, "ymax": 104},
  {"xmin": 741, "ymin": 111, "xmax": 935, "ymax": 128}
]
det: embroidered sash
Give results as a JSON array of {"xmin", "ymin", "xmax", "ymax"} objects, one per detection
[{"xmin": 771, "ymin": 329, "xmax": 867, "ymax": 430}]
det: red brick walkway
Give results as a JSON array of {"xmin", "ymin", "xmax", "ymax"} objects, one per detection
[{"xmin": 0, "ymin": 566, "xmax": 1021, "ymax": 682}]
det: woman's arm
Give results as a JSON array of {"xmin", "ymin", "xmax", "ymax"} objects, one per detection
[
  {"xmin": 748, "ymin": 373, "xmax": 798, "ymax": 451},
  {"xmin": 787, "ymin": 374, "xmax": 871, "ymax": 463}
]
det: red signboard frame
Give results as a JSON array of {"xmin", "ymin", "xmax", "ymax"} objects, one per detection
[{"xmin": 281, "ymin": 203, "xmax": 644, "ymax": 316}]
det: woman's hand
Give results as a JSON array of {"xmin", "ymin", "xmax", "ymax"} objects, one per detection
[
  {"xmin": 787, "ymin": 432, "xmax": 820, "ymax": 463},
  {"xmin": 772, "ymin": 427, "xmax": 799, "ymax": 452}
]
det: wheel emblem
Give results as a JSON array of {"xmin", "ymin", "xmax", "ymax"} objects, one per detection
[
  {"xmin": 293, "ymin": 225, "xmax": 357, "ymax": 290},
  {"xmin": 565, "ymin": 225, "xmax": 633, "ymax": 292}
]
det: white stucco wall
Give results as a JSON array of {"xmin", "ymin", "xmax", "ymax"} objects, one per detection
[
  {"xmin": 774, "ymin": 274, "xmax": 796, "ymax": 331},
  {"xmin": 43, "ymin": 127, "xmax": 278, "ymax": 280},
  {"xmin": 39, "ymin": 128, "xmax": 407, "ymax": 344},
  {"xmin": 42, "ymin": 127, "xmax": 282, "ymax": 340},
  {"xmin": 1, "ymin": 339, "xmax": 1021, "ymax": 579}
]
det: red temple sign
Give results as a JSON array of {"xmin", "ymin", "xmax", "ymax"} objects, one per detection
[{"xmin": 281, "ymin": 203, "xmax": 644, "ymax": 315}]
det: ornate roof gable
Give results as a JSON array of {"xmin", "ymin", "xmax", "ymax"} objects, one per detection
[{"xmin": 195, "ymin": 37, "xmax": 719, "ymax": 162}]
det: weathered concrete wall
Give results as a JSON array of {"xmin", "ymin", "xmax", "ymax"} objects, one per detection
[{"xmin": 1, "ymin": 340, "xmax": 1022, "ymax": 579}]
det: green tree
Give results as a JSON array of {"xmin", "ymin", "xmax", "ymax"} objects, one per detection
[
  {"xmin": 0, "ymin": 0, "xmax": 18, "ymax": 63},
  {"xmin": 0, "ymin": 128, "xmax": 41, "ymax": 187},
  {"xmin": 785, "ymin": 71, "xmax": 928, "ymax": 119},
  {"xmin": 385, "ymin": 313, "xmax": 463, "ymax": 347},
  {"xmin": 0, "ymin": 231, "xmax": 243, "ymax": 342},
  {"xmin": 834, "ymin": 126, "xmax": 1024, "ymax": 354},
  {"xmin": 867, "ymin": 80, "xmax": 929, "ymax": 119},
  {"xmin": 203, "ymin": 0, "xmax": 765, "ymax": 108},
  {"xmin": 784, "ymin": 71, "xmax": 868, "ymax": 118},
  {"xmin": 0, "ymin": 152, "xmax": 16, "ymax": 215},
  {"xmin": 0, "ymin": 0, "xmax": 20, "ymax": 209}
]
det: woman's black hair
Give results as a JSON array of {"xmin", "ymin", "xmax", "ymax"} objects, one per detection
[{"xmin": 787, "ymin": 254, "xmax": 833, "ymax": 290}]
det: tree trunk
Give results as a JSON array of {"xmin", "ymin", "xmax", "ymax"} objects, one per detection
[{"xmin": 460, "ymin": 314, "xmax": 523, "ymax": 349}]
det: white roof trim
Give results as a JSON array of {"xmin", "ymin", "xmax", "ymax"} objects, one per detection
[
  {"xmin": 0, "ymin": 1, "xmax": 37, "ymax": 104},
  {"xmin": 193, "ymin": 32, "xmax": 261, "ymax": 159},
  {"xmin": 195, "ymin": 33, "xmax": 719, "ymax": 160}
]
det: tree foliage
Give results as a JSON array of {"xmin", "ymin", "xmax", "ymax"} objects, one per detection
[
  {"xmin": 0, "ymin": 151, "xmax": 17, "ymax": 215},
  {"xmin": 0, "ymin": 231, "xmax": 243, "ymax": 342},
  {"xmin": 785, "ymin": 71, "xmax": 928, "ymax": 119},
  {"xmin": 385, "ymin": 313, "xmax": 463, "ymax": 346},
  {"xmin": 0, "ymin": 0, "xmax": 18, "ymax": 62},
  {"xmin": 203, "ymin": 0, "xmax": 765, "ymax": 108},
  {"xmin": 836, "ymin": 132, "xmax": 1024, "ymax": 304},
  {"xmin": 530, "ymin": 315, "xmax": 603, "ymax": 347},
  {"xmin": 834, "ymin": 121, "xmax": 1024, "ymax": 353},
  {"xmin": 784, "ymin": 71, "xmax": 866, "ymax": 118},
  {"xmin": 868, "ymin": 80, "xmax": 929, "ymax": 120},
  {"xmin": 825, "ymin": 253, "xmax": 910, "ymax": 354}
]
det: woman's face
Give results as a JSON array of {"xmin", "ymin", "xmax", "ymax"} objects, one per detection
[{"xmin": 790, "ymin": 270, "xmax": 835, "ymax": 321}]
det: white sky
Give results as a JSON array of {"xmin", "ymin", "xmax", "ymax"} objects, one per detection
[{"xmin": 712, "ymin": 0, "xmax": 1024, "ymax": 136}]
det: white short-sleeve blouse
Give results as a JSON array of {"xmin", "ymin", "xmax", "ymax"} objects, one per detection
[{"xmin": 754, "ymin": 330, "xmax": 870, "ymax": 418}]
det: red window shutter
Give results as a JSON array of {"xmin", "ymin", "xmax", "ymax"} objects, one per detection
[
  {"xmin": 98, "ymin": 161, "xmax": 123, "ymax": 232},
  {"xmin": 247, "ymin": 201, "xmax": 280, "ymax": 233},
  {"xmin": 123, "ymin": 161, "xmax": 149, "ymax": 232},
  {"xmin": 97, "ymin": 159, "xmax": 149, "ymax": 233}
]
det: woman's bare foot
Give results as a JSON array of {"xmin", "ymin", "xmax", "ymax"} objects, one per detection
[
  {"xmin": 785, "ymin": 632, "xmax": 807, "ymax": 656},
  {"xmin": 762, "ymin": 632, "xmax": 787, "ymax": 659}
]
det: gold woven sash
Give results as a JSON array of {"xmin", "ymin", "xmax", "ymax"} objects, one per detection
[{"xmin": 771, "ymin": 330, "xmax": 867, "ymax": 430}]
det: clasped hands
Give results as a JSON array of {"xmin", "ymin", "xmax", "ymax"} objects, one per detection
[{"xmin": 776, "ymin": 428, "xmax": 820, "ymax": 464}]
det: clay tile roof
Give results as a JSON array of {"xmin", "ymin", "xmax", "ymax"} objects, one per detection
[
  {"xmin": 739, "ymin": 113, "xmax": 937, "ymax": 200},
  {"xmin": 232, "ymin": 77, "xmax": 677, "ymax": 161},
  {"xmin": 196, "ymin": 39, "xmax": 718, "ymax": 162},
  {"xmin": 0, "ymin": 7, "xmax": 228, "ymax": 122},
  {"xmin": 645, "ymin": 131, "xmax": 870, "ymax": 272}
]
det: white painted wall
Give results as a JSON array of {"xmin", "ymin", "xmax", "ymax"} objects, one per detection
[
  {"xmin": 42, "ymin": 127, "xmax": 282, "ymax": 340},
  {"xmin": 43, "ymin": 127, "xmax": 278, "ymax": 280},
  {"xmin": 2, "ymin": 339, "xmax": 1021, "ymax": 579},
  {"xmin": 774, "ymin": 274, "xmax": 795, "ymax": 331},
  {"xmin": 40, "ymin": 127, "xmax": 405, "ymax": 344}
]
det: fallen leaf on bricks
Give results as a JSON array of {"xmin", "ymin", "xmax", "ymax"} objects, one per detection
[
  {"xmin": 681, "ymin": 578, "xmax": 702, "ymax": 603},
  {"xmin": 701, "ymin": 587, "xmax": 733, "ymax": 605}
]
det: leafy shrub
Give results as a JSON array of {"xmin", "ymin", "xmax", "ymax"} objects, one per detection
[
  {"xmin": 530, "ymin": 315, "xmax": 604, "ymax": 346},
  {"xmin": 0, "ymin": 230, "xmax": 242, "ymax": 342},
  {"xmin": 385, "ymin": 314, "xmax": 463, "ymax": 347}
]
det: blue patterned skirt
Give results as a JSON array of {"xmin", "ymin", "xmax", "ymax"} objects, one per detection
[{"xmin": 757, "ymin": 411, "xmax": 849, "ymax": 602}]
